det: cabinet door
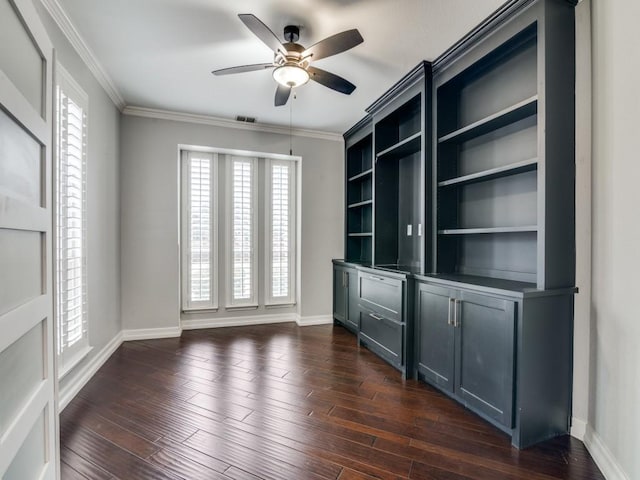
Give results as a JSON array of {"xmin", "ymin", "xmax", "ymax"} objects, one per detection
[
  {"xmin": 333, "ymin": 266, "xmax": 347, "ymax": 323},
  {"xmin": 416, "ymin": 283, "xmax": 455, "ymax": 393},
  {"xmin": 346, "ymin": 268, "xmax": 359, "ymax": 331},
  {"xmin": 454, "ymin": 291, "xmax": 515, "ymax": 427}
]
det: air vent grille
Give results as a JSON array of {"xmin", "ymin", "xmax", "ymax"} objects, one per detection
[{"xmin": 236, "ymin": 116, "xmax": 256, "ymax": 123}]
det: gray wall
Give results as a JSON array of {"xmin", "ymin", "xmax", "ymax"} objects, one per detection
[
  {"xmin": 119, "ymin": 115, "xmax": 344, "ymax": 330},
  {"xmin": 33, "ymin": 2, "xmax": 121, "ymax": 395},
  {"xmin": 589, "ymin": 0, "xmax": 640, "ymax": 478}
]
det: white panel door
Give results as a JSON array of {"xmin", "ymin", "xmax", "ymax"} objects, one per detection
[{"xmin": 0, "ymin": 0, "xmax": 58, "ymax": 479}]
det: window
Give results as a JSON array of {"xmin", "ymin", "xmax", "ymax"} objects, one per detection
[
  {"xmin": 227, "ymin": 156, "xmax": 258, "ymax": 307},
  {"xmin": 266, "ymin": 160, "xmax": 296, "ymax": 305},
  {"xmin": 55, "ymin": 65, "xmax": 89, "ymax": 375},
  {"xmin": 180, "ymin": 150, "xmax": 297, "ymax": 313},
  {"xmin": 181, "ymin": 151, "xmax": 218, "ymax": 310}
]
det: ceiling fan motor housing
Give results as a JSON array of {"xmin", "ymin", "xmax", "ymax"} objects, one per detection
[{"xmin": 284, "ymin": 25, "xmax": 300, "ymax": 43}]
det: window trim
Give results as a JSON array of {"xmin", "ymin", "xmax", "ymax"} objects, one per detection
[
  {"xmin": 226, "ymin": 155, "xmax": 259, "ymax": 308},
  {"xmin": 54, "ymin": 62, "xmax": 90, "ymax": 376},
  {"xmin": 180, "ymin": 151, "xmax": 219, "ymax": 312},
  {"xmin": 265, "ymin": 159, "xmax": 297, "ymax": 306}
]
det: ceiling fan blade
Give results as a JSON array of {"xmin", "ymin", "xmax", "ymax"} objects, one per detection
[
  {"xmin": 212, "ymin": 63, "xmax": 274, "ymax": 76},
  {"xmin": 302, "ymin": 29, "xmax": 363, "ymax": 61},
  {"xmin": 275, "ymin": 84, "xmax": 291, "ymax": 106},
  {"xmin": 307, "ymin": 67, "xmax": 356, "ymax": 95},
  {"xmin": 239, "ymin": 14, "xmax": 286, "ymax": 54}
]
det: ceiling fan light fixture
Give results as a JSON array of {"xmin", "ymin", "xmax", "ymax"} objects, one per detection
[{"xmin": 273, "ymin": 65, "xmax": 309, "ymax": 88}]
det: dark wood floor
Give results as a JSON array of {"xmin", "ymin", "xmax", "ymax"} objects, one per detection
[{"xmin": 60, "ymin": 323, "xmax": 603, "ymax": 480}]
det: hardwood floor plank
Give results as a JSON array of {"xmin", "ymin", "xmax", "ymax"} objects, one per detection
[
  {"xmin": 60, "ymin": 447, "xmax": 114, "ymax": 480},
  {"xmin": 61, "ymin": 424, "xmax": 182, "ymax": 480},
  {"xmin": 60, "ymin": 324, "xmax": 604, "ymax": 480},
  {"xmin": 184, "ymin": 429, "xmax": 340, "ymax": 480}
]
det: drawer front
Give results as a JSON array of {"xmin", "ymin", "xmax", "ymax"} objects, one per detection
[
  {"xmin": 359, "ymin": 307, "xmax": 403, "ymax": 365},
  {"xmin": 358, "ymin": 272, "xmax": 403, "ymax": 322}
]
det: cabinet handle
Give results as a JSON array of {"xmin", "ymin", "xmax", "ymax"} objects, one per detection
[
  {"xmin": 369, "ymin": 312, "xmax": 384, "ymax": 321},
  {"xmin": 368, "ymin": 275, "xmax": 386, "ymax": 282},
  {"xmin": 447, "ymin": 298, "xmax": 454, "ymax": 326},
  {"xmin": 345, "ymin": 272, "xmax": 349, "ymax": 288},
  {"xmin": 454, "ymin": 299, "xmax": 461, "ymax": 328}
]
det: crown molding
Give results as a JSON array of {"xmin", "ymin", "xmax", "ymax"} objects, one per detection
[
  {"xmin": 39, "ymin": 0, "xmax": 126, "ymax": 110},
  {"xmin": 122, "ymin": 106, "xmax": 344, "ymax": 142}
]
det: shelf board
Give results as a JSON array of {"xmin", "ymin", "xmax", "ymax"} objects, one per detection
[
  {"xmin": 438, "ymin": 95, "xmax": 538, "ymax": 144},
  {"xmin": 348, "ymin": 169, "xmax": 373, "ymax": 182},
  {"xmin": 348, "ymin": 232, "xmax": 373, "ymax": 237},
  {"xmin": 438, "ymin": 158, "xmax": 538, "ymax": 188},
  {"xmin": 438, "ymin": 226, "xmax": 538, "ymax": 235},
  {"xmin": 347, "ymin": 200, "xmax": 373, "ymax": 209},
  {"xmin": 376, "ymin": 132, "xmax": 422, "ymax": 160}
]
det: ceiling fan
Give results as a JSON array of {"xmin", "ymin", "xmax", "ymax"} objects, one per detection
[{"xmin": 212, "ymin": 14, "xmax": 364, "ymax": 106}]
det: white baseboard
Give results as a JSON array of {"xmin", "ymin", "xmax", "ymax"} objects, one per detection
[
  {"xmin": 571, "ymin": 417, "xmax": 588, "ymax": 440},
  {"xmin": 583, "ymin": 425, "xmax": 630, "ymax": 480},
  {"xmin": 182, "ymin": 313, "xmax": 297, "ymax": 330},
  {"xmin": 58, "ymin": 331, "xmax": 123, "ymax": 411},
  {"xmin": 296, "ymin": 315, "xmax": 333, "ymax": 326},
  {"xmin": 122, "ymin": 326, "xmax": 183, "ymax": 341}
]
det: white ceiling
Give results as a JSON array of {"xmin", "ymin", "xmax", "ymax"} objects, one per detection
[{"xmin": 57, "ymin": 0, "xmax": 506, "ymax": 133}]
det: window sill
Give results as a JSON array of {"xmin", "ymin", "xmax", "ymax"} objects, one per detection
[
  {"xmin": 224, "ymin": 304, "xmax": 259, "ymax": 312},
  {"xmin": 58, "ymin": 345, "xmax": 93, "ymax": 380},
  {"xmin": 265, "ymin": 303, "xmax": 296, "ymax": 309},
  {"xmin": 182, "ymin": 306, "xmax": 219, "ymax": 314}
]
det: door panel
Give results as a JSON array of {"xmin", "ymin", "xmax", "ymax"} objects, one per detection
[
  {"xmin": 0, "ymin": 108, "xmax": 43, "ymax": 206},
  {"xmin": 0, "ymin": 0, "xmax": 44, "ymax": 114},
  {"xmin": 0, "ymin": 0, "xmax": 57, "ymax": 478},
  {"xmin": 4, "ymin": 408, "xmax": 48, "ymax": 480},
  {"xmin": 0, "ymin": 229, "xmax": 43, "ymax": 315},
  {"xmin": 455, "ymin": 291, "xmax": 515, "ymax": 427},
  {"xmin": 416, "ymin": 283, "xmax": 455, "ymax": 393},
  {"xmin": 346, "ymin": 268, "xmax": 359, "ymax": 330},
  {"xmin": 333, "ymin": 266, "xmax": 347, "ymax": 323},
  {"xmin": 0, "ymin": 321, "xmax": 45, "ymax": 434}
]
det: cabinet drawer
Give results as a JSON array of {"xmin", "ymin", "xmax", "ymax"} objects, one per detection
[
  {"xmin": 359, "ymin": 307, "xmax": 403, "ymax": 366},
  {"xmin": 358, "ymin": 272, "xmax": 403, "ymax": 322}
]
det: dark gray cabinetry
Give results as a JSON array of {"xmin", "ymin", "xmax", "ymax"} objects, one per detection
[
  {"xmin": 344, "ymin": 120, "xmax": 373, "ymax": 264},
  {"xmin": 455, "ymin": 291, "xmax": 515, "ymax": 428},
  {"xmin": 433, "ymin": 0, "xmax": 575, "ymax": 290},
  {"xmin": 333, "ymin": 0, "xmax": 576, "ymax": 449},
  {"xmin": 357, "ymin": 267, "xmax": 411, "ymax": 375},
  {"xmin": 332, "ymin": 262, "xmax": 358, "ymax": 333},
  {"xmin": 416, "ymin": 283, "xmax": 515, "ymax": 427},
  {"xmin": 415, "ymin": 276, "xmax": 574, "ymax": 448},
  {"xmin": 415, "ymin": 283, "xmax": 455, "ymax": 392}
]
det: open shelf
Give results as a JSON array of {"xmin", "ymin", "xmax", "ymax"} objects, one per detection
[
  {"xmin": 348, "ymin": 200, "xmax": 373, "ymax": 209},
  {"xmin": 348, "ymin": 169, "xmax": 373, "ymax": 182},
  {"xmin": 438, "ymin": 226, "xmax": 537, "ymax": 235},
  {"xmin": 376, "ymin": 132, "xmax": 421, "ymax": 160},
  {"xmin": 438, "ymin": 158, "xmax": 537, "ymax": 188},
  {"xmin": 348, "ymin": 232, "xmax": 373, "ymax": 237},
  {"xmin": 438, "ymin": 95, "xmax": 538, "ymax": 144}
]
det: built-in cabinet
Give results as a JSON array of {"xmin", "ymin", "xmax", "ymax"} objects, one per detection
[
  {"xmin": 332, "ymin": 262, "xmax": 358, "ymax": 333},
  {"xmin": 416, "ymin": 282, "xmax": 516, "ymax": 429},
  {"xmin": 333, "ymin": 0, "xmax": 576, "ymax": 448},
  {"xmin": 345, "ymin": 124, "xmax": 373, "ymax": 263},
  {"xmin": 358, "ymin": 267, "xmax": 411, "ymax": 374}
]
